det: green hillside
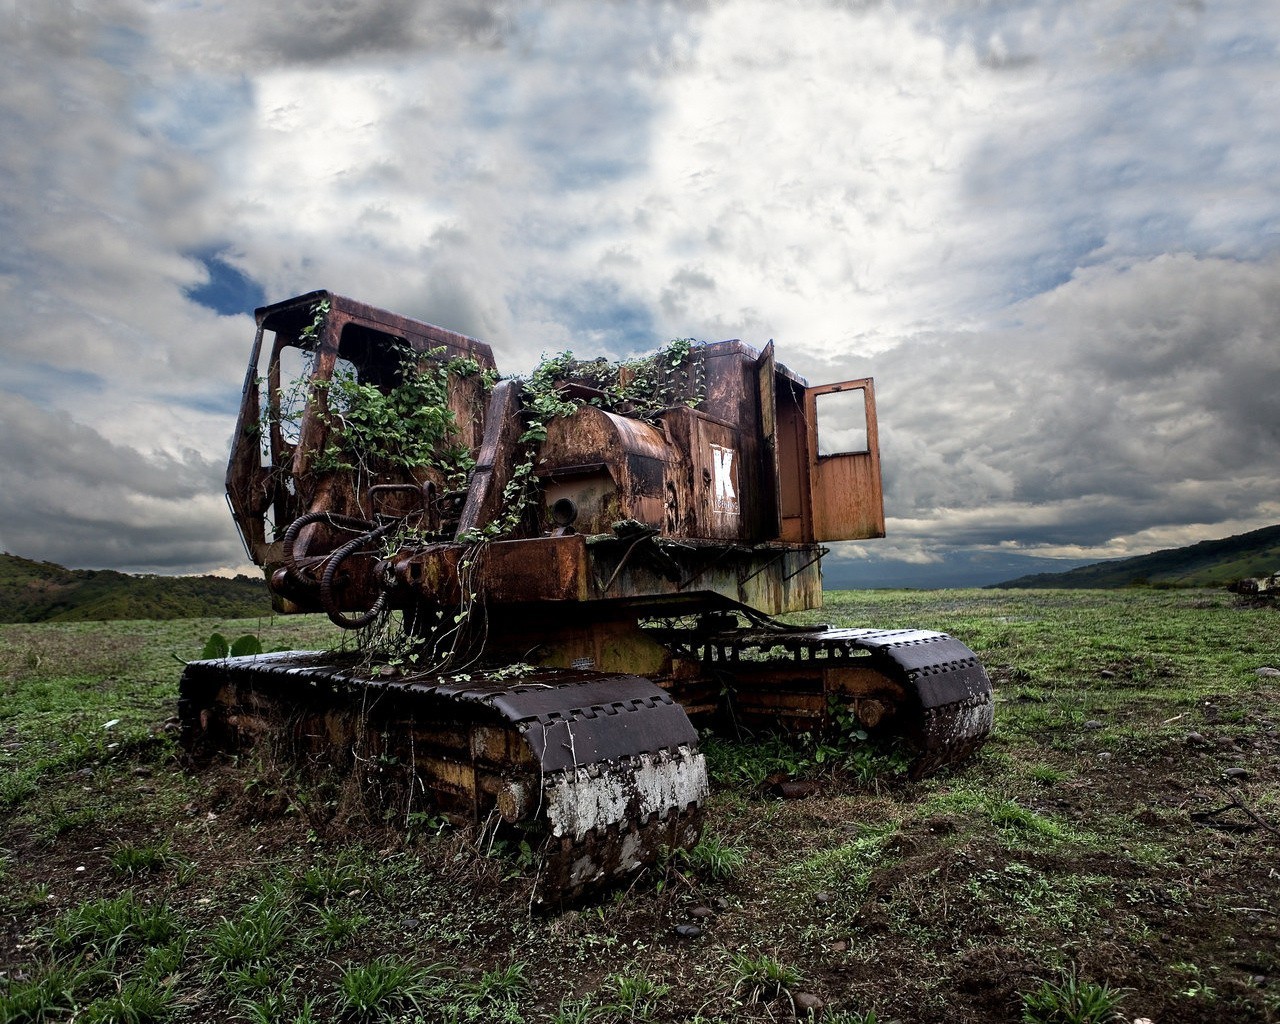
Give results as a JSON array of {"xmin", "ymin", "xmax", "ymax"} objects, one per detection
[
  {"xmin": 990, "ymin": 523, "xmax": 1280, "ymax": 589},
  {"xmin": 0, "ymin": 552, "xmax": 271, "ymax": 623}
]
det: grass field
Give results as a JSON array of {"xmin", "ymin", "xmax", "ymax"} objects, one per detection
[{"xmin": 1, "ymin": 589, "xmax": 1277, "ymax": 1023}]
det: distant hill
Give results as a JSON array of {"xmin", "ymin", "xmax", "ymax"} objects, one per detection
[
  {"xmin": 0, "ymin": 552, "xmax": 271, "ymax": 623},
  {"xmin": 989, "ymin": 524, "xmax": 1280, "ymax": 589}
]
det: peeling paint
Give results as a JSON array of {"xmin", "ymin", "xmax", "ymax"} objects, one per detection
[{"xmin": 544, "ymin": 746, "xmax": 709, "ymax": 845}]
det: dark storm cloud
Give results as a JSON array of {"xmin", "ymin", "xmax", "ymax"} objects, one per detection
[
  {"xmin": 861, "ymin": 254, "xmax": 1280, "ymax": 564},
  {"xmin": 145, "ymin": 0, "xmax": 513, "ymax": 69},
  {"xmin": 0, "ymin": 393, "xmax": 237, "ymax": 572},
  {"xmin": 249, "ymin": 0, "xmax": 510, "ymax": 63}
]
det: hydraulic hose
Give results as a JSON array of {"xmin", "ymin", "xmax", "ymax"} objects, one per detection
[
  {"xmin": 318, "ymin": 519, "xmax": 399, "ymax": 629},
  {"xmin": 282, "ymin": 511, "xmax": 380, "ymax": 590}
]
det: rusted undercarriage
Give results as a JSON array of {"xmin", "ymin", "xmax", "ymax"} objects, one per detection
[
  {"xmin": 180, "ymin": 291, "xmax": 994, "ymax": 900},
  {"xmin": 180, "ymin": 658, "xmax": 706, "ymax": 900}
]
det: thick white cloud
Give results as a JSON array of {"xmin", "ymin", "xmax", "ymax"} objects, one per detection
[{"xmin": 1, "ymin": 0, "xmax": 1278, "ymax": 580}]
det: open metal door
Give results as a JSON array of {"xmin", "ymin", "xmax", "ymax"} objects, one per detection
[{"xmin": 804, "ymin": 378, "xmax": 885, "ymax": 541}]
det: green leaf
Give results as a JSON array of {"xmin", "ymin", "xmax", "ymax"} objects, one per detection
[
  {"xmin": 229, "ymin": 634, "xmax": 264, "ymax": 657},
  {"xmin": 201, "ymin": 633, "xmax": 230, "ymax": 659}
]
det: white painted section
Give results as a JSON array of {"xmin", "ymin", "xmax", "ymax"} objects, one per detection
[
  {"xmin": 709, "ymin": 443, "xmax": 739, "ymax": 514},
  {"xmin": 544, "ymin": 746, "xmax": 709, "ymax": 845},
  {"xmin": 945, "ymin": 700, "xmax": 994, "ymax": 742}
]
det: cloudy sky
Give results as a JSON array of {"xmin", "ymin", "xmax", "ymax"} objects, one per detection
[{"xmin": 2, "ymin": 0, "xmax": 1277, "ymax": 586}]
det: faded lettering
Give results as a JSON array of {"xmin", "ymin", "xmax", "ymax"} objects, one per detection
[{"xmin": 710, "ymin": 444, "xmax": 739, "ymax": 514}]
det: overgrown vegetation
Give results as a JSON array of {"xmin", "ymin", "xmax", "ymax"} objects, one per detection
[
  {"xmin": 457, "ymin": 336, "xmax": 704, "ymax": 543},
  {"xmin": 275, "ymin": 307, "xmax": 489, "ymax": 483},
  {"xmin": 2, "ymin": 589, "xmax": 1278, "ymax": 1022}
]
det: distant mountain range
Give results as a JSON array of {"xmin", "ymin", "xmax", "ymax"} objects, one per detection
[
  {"xmin": 0, "ymin": 553, "xmax": 271, "ymax": 623},
  {"xmin": 989, "ymin": 524, "xmax": 1280, "ymax": 589},
  {"xmin": 4, "ymin": 521, "xmax": 1277, "ymax": 621}
]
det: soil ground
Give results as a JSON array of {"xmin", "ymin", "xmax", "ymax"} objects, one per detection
[{"xmin": 1, "ymin": 588, "xmax": 1277, "ymax": 1023}]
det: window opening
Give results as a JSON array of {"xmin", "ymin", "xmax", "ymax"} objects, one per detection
[
  {"xmin": 815, "ymin": 387, "xmax": 868, "ymax": 456},
  {"xmin": 272, "ymin": 340, "xmax": 312, "ymax": 449}
]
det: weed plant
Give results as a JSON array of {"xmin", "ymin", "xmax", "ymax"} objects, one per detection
[
  {"xmin": 728, "ymin": 952, "xmax": 801, "ymax": 1003},
  {"xmin": 335, "ymin": 955, "xmax": 445, "ymax": 1022},
  {"xmin": 1020, "ymin": 968, "xmax": 1127, "ymax": 1023},
  {"xmin": 677, "ymin": 831, "xmax": 747, "ymax": 880},
  {"xmin": 206, "ymin": 895, "xmax": 290, "ymax": 971},
  {"xmin": 51, "ymin": 892, "xmax": 178, "ymax": 957}
]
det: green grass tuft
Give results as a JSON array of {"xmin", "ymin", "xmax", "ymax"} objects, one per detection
[
  {"xmin": 334, "ymin": 955, "xmax": 445, "ymax": 1023},
  {"xmin": 52, "ymin": 892, "xmax": 178, "ymax": 957},
  {"xmin": 1020, "ymin": 967, "xmax": 1127, "ymax": 1023}
]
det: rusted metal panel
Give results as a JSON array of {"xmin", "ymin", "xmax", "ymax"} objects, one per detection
[
  {"xmin": 755, "ymin": 341, "xmax": 782, "ymax": 540},
  {"xmin": 775, "ymin": 378, "xmax": 813, "ymax": 542},
  {"xmin": 537, "ymin": 408, "xmax": 673, "ymax": 534},
  {"xmin": 478, "ymin": 535, "xmax": 591, "ymax": 603},
  {"xmin": 823, "ymin": 665, "xmax": 906, "ymax": 699},
  {"xmin": 469, "ymin": 725, "xmax": 532, "ymax": 770},
  {"xmin": 456, "ymin": 380, "xmax": 524, "ymax": 535}
]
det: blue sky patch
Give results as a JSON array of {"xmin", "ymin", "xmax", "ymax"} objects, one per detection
[{"xmin": 185, "ymin": 250, "xmax": 266, "ymax": 316}]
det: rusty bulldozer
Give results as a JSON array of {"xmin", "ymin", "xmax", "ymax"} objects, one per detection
[{"xmin": 179, "ymin": 291, "xmax": 993, "ymax": 899}]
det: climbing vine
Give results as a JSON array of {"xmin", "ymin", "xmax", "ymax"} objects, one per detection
[
  {"xmin": 269, "ymin": 322, "xmax": 706, "ymax": 667},
  {"xmin": 459, "ymin": 338, "xmax": 705, "ymax": 542},
  {"xmin": 265, "ymin": 299, "xmax": 494, "ymax": 488},
  {"xmin": 309, "ymin": 348, "xmax": 477, "ymax": 482}
]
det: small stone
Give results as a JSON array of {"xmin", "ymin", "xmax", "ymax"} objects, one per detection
[
  {"xmin": 792, "ymin": 992, "xmax": 824, "ymax": 1018},
  {"xmin": 674, "ymin": 923, "xmax": 703, "ymax": 939},
  {"xmin": 1185, "ymin": 731, "xmax": 1206, "ymax": 745},
  {"xmin": 688, "ymin": 906, "xmax": 714, "ymax": 919},
  {"xmin": 1256, "ymin": 667, "xmax": 1280, "ymax": 677},
  {"xmin": 400, "ymin": 918, "xmax": 419, "ymax": 930},
  {"xmin": 1084, "ymin": 720, "xmax": 1104, "ymax": 730},
  {"xmin": 814, "ymin": 891, "xmax": 833, "ymax": 905},
  {"xmin": 1100, "ymin": 670, "xmax": 1116, "ymax": 679},
  {"xmin": 1223, "ymin": 767, "xmax": 1250, "ymax": 781},
  {"xmin": 713, "ymin": 896, "xmax": 731, "ymax": 911},
  {"xmin": 1251, "ymin": 975, "xmax": 1268, "ymax": 987},
  {"xmin": 1096, "ymin": 751, "xmax": 1113, "ymax": 760},
  {"xmin": 829, "ymin": 939, "xmax": 849, "ymax": 952}
]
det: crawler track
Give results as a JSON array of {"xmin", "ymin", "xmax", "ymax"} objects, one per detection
[
  {"xmin": 653, "ymin": 624, "xmax": 994, "ymax": 777},
  {"xmin": 179, "ymin": 655, "xmax": 707, "ymax": 901}
]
